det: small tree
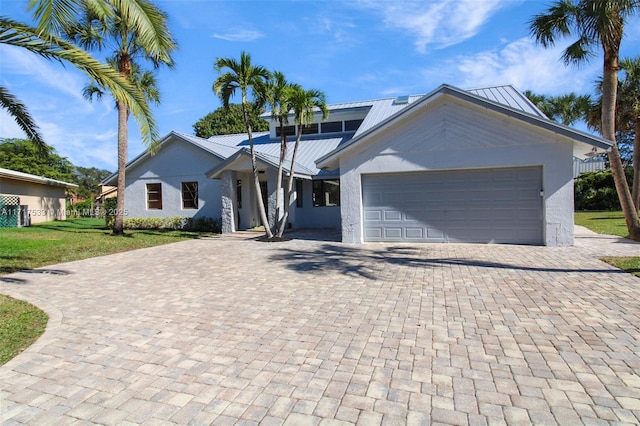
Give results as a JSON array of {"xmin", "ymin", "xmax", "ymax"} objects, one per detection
[
  {"xmin": 193, "ymin": 104, "xmax": 268, "ymax": 138},
  {"xmin": 214, "ymin": 52, "xmax": 273, "ymax": 238},
  {"xmin": 524, "ymin": 90, "xmax": 592, "ymax": 125},
  {"xmin": 275, "ymin": 85, "xmax": 328, "ymax": 238}
]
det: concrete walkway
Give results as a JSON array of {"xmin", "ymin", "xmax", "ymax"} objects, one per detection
[{"xmin": 1, "ymin": 227, "xmax": 639, "ymax": 425}]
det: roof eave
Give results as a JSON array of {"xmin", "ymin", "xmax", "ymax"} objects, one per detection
[
  {"xmin": 316, "ymin": 84, "xmax": 612, "ymax": 169},
  {"xmin": 102, "ymin": 131, "xmax": 231, "ymax": 185}
]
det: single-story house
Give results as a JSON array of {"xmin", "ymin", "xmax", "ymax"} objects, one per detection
[
  {"xmin": 106, "ymin": 84, "xmax": 611, "ymax": 246},
  {"xmin": 0, "ymin": 167, "xmax": 78, "ymax": 226}
]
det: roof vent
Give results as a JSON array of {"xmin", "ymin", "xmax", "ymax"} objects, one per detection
[{"xmin": 393, "ymin": 95, "xmax": 409, "ymax": 105}]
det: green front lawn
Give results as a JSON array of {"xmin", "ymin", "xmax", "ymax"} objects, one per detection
[
  {"xmin": 0, "ymin": 218, "xmax": 212, "ymax": 274},
  {"xmin": 574, "ymin": 211, "xmax": 628, "ymax": 238},
  {"xmin": 0, "ymin": 218, "xmax": 213, "ymax": 365},
  {"xmin": 0, "ymin": 295, "xmax": 48, "ymax": 365},
  {"xmin": 575, "ymin": 211, "xmax": 640, "ymax": 278}
]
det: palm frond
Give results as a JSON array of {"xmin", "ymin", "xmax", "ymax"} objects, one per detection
[
  {"xmin": 0, "ymin": 85, "xmax": 47, "ymax": 151},
  {"xmin": 111, "ymin": 0, "xmax": 176, "ymax": 67},
  {"xmin": 0, "ymin": 16, "xmax": 158, "ymax": 148},
  {"xmin": 28, "ymin": 0, "xmax": 80, "ymax": 37}
]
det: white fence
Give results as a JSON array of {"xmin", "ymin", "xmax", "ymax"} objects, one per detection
[{"xmin": 573, "ymin": 159, "xmax": 606, "ymax": 178}]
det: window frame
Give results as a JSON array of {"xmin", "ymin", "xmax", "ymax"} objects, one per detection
[
  {"xmin": 320, "ymin": 121, "xmax": 343, "ymax": 134},
  {"xmin": 146, "ymin": 183, "xmax": 163, "ymax": 210},
  {"xmin": 276, "ymin": 125, "xmax": 296, "ymax": 137},
  {"xmin": 312, "ymin": 179, "xmax": 340, "ymax": 207},
  {"xmin": 181, "ymin": 181, "xmax": 198, "ymax": 209}
]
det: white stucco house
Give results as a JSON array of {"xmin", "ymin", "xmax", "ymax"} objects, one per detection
[{"xmin": 107, "ymin": 84, "xmax": 611, "ymax": 246}]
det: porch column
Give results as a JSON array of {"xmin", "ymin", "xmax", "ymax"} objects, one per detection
[{"xmin": 220, "ymin": 170, "xmax": 237, "ymax": 233}]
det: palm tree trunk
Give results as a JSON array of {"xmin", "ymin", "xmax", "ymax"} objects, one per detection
[
  {"xmin": 242, "ymin": 101, "xmax": 273, "ymax": 238},
  {"xmin": 602, "ymin": 49, "xmax": 640, "ymax": 240},
  {"xmin": 113, "ymin": 99, "xmax": 128, "ymax": 235},
  {"xmin": 277, "ymin": 132, "xmax": 302, "ymax": 237},
  {"xmin": 274, "ymin": 117, "xmax": 287, "ymax": 236},
  {"xmin": 632, "ymin": 117, "xmax": 640, "ymax": 210}
]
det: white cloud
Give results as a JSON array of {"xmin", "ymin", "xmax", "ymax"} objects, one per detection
[
  {"xmin": 0, "ymin": 44, "xmax": 87, "ymax": 102},
  {"xmin": 212, "ymin": 28, "xmax": 264, "ymax": 42},
  {"xmin": 358, "ymin": 0, "xmax": 508, "ymax": 52},
  {"xmin": 449, "ymin": 37, "xmax": 600, "ymax": 94}
]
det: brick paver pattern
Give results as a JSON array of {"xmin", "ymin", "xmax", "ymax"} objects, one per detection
[{"xmin": 1, "ymin": 227, "xmax": 639, "ymax": 425}]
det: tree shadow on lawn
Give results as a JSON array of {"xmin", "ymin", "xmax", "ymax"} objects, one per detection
[{"xmin": 269, "ymin": 243, "xmax": 627, "ymax": 280}]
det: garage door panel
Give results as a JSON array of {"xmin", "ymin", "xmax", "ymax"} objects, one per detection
[
  {"xmin": 364, "ymin": 209, "xmax": 383, "ymax": 221},
  {"xmin": 364, "ymin": 227, "xmax": 383, "ymax": 239},
  {"xmin": 384, "ymin": 228, "xmax": 403, "ymax": 238},
  {"xmin": 384, "ymin": 210, "xmax": 402, "ymax": 221},
  {"xmin": 362, "ymin": 167, "xmax": 543, "ymax": 244},
  {"xmin": 405, "ymin": 227, "xmax": 425, "ymax": 239}
]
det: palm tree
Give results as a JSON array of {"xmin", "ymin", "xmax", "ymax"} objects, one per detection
[
  {"xmin": 275, "ymin": 85, "xmax": 328, "ymax": 238},
  {"xmin": 214, "ymin": 52, "xmax": 273, "ymax": 238},
  {"xmin": 587, "ymin": 56, "xmax": 640, "ymax": 208},
  {"xmin": 529, "ymin": 0, "xmax": 640, "ymax": 240},
  {"xmin": 260, "ymin": 71, "xmax": 293, "ymax": 235},
  {"xmin": 0, "ymin": 15, "xmax": 155, "ymax": 153},
  {"xmin": 524, "ymin": 90, "xmax": 592, "ymax": 125},
  {"xmin": 64, "ymin": 0, "xmax": 176, "ymax": 235},
  {"xmin": 619, "ymin": 57, "xmax": 640, "ymax": 208}
]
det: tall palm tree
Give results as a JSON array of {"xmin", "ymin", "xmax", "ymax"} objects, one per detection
[
  {"xmin": 0, "ymin": 15, "xmax": 154, "ymax": 153},
  {"xmin": 529, "ymin": 0, "xmax": 640, "ymax": 240},
  {"xmin": 214, "ymin": 52, "xmax": 273, "ymax": 238},
  {"xmin": 83, "ymin": 60, "xmax": 161, "ymax": 118},
  {"xmin": 275, "ymin": 85, "xmax": 328, "ymax": 237},
  {"xmin": 65, "ymin": 0, "xmax": 176, "ymax": 235},
  {"xmin": 619, "ymin": 57, "xmax": 640, "ymax": 208},
  {"xmin": 587, "ymin": 56, "xmax": 640, "ymax": 208},
  {"xmin": 260, "ymin": 71, "xmax": 293, "ymax": 235}
]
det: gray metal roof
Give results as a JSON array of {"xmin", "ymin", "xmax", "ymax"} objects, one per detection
[
  {"xmin": 114, "ymin": 84, "xmax": 608, "ymax": 182},
  {"xmin": 316, "ymin": 84, "xmax": 612, "ymax": 170},
  {"xmin": 209, "ymin": 132, "xmax": 347, "ymax": 176},
  {"xmin": 467, "ymin": 85, "xmax": 547, "ymax": 118}
]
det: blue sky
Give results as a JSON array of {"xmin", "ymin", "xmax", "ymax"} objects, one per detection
[{"xmin": 1, "ymin": 0, "xmax": 640, "ymax": 172}]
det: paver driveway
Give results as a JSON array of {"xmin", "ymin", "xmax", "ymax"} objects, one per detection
[{"xmin": 1, "ymin": 227, "xmax": 639, "ymax": 425}]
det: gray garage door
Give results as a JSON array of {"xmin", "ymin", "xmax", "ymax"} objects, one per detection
[{"xmin": 362, "ymin": 167, "xmax": 543, "ymax": 244}]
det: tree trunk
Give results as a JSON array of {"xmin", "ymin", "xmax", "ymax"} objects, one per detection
[
  {"xmin": 242, "ymin": 101, "xmax": 272, "ymax": 238},
  {"xmin": 112, "ymin": 99, "xmax": 128, "ymax": 235},
  {"xmin": 602, "ymin": 47, "xmax": 640, "ymax": 240},
  {"xmin": 632, "ymin": 116, "xmax": 639, "ymax": 210},
  {"xmin": 274, "ymin": 117, "xmax": 287, "ymax": 236},
  {"xmin": 277, "ymin": 132, "xmax": 302, "ymax": 237}
]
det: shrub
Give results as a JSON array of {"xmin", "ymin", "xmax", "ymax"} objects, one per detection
[
  {"xmin": 121, "ymin": 216, "xmax": 221, "ymax": 233},
  {"xmin": 104, "ymin": 198, "xmax": 117, "ymax": 229},
  {"xmin": 183, "ymin": 217, "xmax": 222, "ymax": 233},
  {"xmin": 67, "ymin": 198, "xmax": 99, "ymax": 218},
  {"xmin": 574, "ymin": 168, "xmax": 634, "ymax": 211}
]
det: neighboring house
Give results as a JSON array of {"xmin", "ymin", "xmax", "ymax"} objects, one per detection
[
  {"xmin": 573, "ymin": 157, "xmax": 607, "ymax": 178},
  {"xmin": 109, "ymin": 84, "xmax": 611, "ymax": 246},
  {"xmin": 0, "ymin": 167, "xmax": 78, "ymax": 226}
]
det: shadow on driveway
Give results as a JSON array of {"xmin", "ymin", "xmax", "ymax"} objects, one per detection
[{"xmin": 269, "ymin": 243, "xmax": 625, "ymax": 280}]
